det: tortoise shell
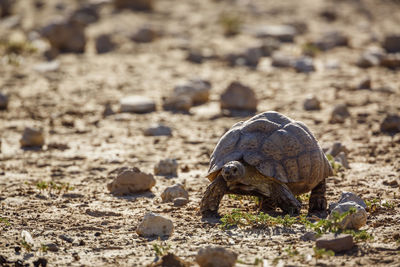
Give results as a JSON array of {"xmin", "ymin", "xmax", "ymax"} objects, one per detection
[{"xmin": 207, "ymin": 111, "xmax": 332, "ymax": 191}]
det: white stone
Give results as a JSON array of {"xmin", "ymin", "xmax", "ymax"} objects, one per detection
[
  {"xmin": 144, "ymin": 124, "xmax": 172, "ymax": 136},
  {"xmin": 173, "ymin": 79, "xmax": 211, "ymax": 105},
  {"xmin": 120, "ymin": 95, "xmax": 155, "ymax": 113},
  {"xmin": 330, "ymin": 201, "xmax": 367, "ymax": 230},
  {"xmin": 161, "ymin": 184, "xmax": 188, "ymax": 202},
  {"xmin": 136, "ymin": 212, "xmax": 174, "ymax": 237},
  {"xmin": 338, "ymin": 192, "xmax": 366, "ymax": 208},
  {"xmin": 107, "ymin": 167, "xmax": 155, "ymax": 196},
  {"xmin": 20, "ymin": 127, "xmax": 44, "ymax": 147}
]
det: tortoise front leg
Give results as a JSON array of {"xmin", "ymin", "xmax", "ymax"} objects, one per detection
[
  {"xmin": 200, "ymin": 175, "xmax": 228, "ymax": 218},
  {"xmin": 308, "ymin": 178, "xmax": 327, "ymax": 213}
]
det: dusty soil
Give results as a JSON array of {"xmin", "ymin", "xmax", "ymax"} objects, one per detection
[{"xmin": 0, "ymin": 0, "xmax": 400, "ymax": 266}]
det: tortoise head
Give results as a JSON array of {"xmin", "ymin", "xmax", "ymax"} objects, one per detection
[{"xmin": 221, "ymin": 161, "xmax": 245, "ymax": 186}]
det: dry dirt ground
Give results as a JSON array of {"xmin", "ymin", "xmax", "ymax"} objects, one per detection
[{"xmin": 1, "ymin": 0, "xmax": 400, "ymax": 266}]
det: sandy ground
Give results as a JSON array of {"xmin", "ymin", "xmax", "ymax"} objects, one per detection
[{"xmin": 0, "ymin": 0, "xmax": 400, "ymax": 266}]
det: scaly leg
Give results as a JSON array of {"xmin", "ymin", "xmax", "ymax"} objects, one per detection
[
  {"xmin": 272, "ymin": 182, "xmax": 301, "ymax": 216},
  {"xmin": 200, "ymin": 175, "xmax": 228, "ymax": 218},
  {"xmin": 308, "ymin": 178, "xmax": 327, "ymax": 213}
]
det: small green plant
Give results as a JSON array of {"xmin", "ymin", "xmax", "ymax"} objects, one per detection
[
  {"xmin": 297, "ymin": 193, "xmax": 310, "ymax": 202},
  {"xmin": 20, "ymin": 239, "xmax": 32, "ymax": 252},
  {"xmin": 228, "ymin": 194, "xmax": 260, "ymax": 205},
  {"xmin": 366, "ymin": 197, "xmax": 396, "ymax": 214},
  {"xmin": 40, "ymin": 244, "xmax": 48, "ymax": 253},
  {"xmin": 284, "ymin": 246, "xmax": 301, "ymax": 257},
  {"xmin": 0, "ymin": 217, "xmax": 10, "ymax": 226},
  {"xmin": 152, "ymin": 242, "xmax": 171, "ymax": 257},
  {"xmin": 35, "ymin": 181, "xmax": 74, "ymax": 195},
  {"xmin": 219, "ymin": 13, "xmax": 242, "ymax": 36},
  {"xmin": 302, "ymin": 42, "xmax": 321, "ymax": 57},
  {"xmin": 326, "ymin": 154, "xmax": 342, "ymax": 174},
  {"xmin": 313, "ymin": 247, "xmax": 334, "ymax": 260}
]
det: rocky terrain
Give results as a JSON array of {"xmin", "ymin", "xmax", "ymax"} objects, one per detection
[{"xmin": 0, "ymin": 0, "xmax": 399, "ymax": 266}]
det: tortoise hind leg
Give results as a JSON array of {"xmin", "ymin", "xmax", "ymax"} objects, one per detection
[
  {"xmin": 308, "ymin": 178, "xmax": 327, "ymax": 213},
  {"xmin": 271, "ymin": 183, "xmax": 301, "ymax": 216},
  {"xmin": 200, "ymin": 175, "xmax": 228, "ymax": 218}
]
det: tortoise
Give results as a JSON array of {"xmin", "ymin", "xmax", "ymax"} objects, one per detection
[{"xmin": 200, "ymin": 111, "xmax": 333, "ymax": 217}]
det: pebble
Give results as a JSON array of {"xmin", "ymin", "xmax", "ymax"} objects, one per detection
[
  {"xmin": 293, "ymin": 57, "xmax": 315, "ymax": 73},
  {"xmin": 335, "ymin": 152, "xmax": 350, "ymax": 169},
  {"xmin": 161, "ymin": 184, "xmax": 188, "ymax": 203},
  {"xmin": 0, "ymin": 0, "xmax": 14, "ymax": 17},
  {"xmin": 21, "ymin": 230, "xmax": 35, "ymax": 246},
  {"xmin": 186, "ymin": 50, "xmax": 204, "ymax": 64},
  {"xmin": 162, "ymin": 94, "xmax": 192, "ymax": 112},
  {"xmin": 44, "ymin": 243, "xmax": 59, "ymax": 252},
  {"xmin": 144, "ymin": 123, "xmax": 172, "ymax": 136},
  {"xmin": 154, "ymin": 159, "xmax": 178, "ymax": 176},
  {"xmin": 329, "ymin": 104, "xmax": 350, "ymax": 124},
  {"xmin": 380, "ymin": 53, "xmax": 400, "ymax": 69},
  {"xmin": 0, "ymin": 92, "xmax": 8, "ymax": 110},
  {"xmin": 356, "ymin": 48, "xmax": 384, "ymax": 68},
  {"xmin": 220, "ymin": 82, "xmax": 258, "ymax": 112},
  {"xmin": 103, "ymin": 102, "xmax": 115, "ymax": 117},
  {"xmin": 136, "ymin": 212, "xmax": 174, "ymax": 237},
  {"xmin": 380, "ymin": 114, "xmax": 400, "ymax": 133},
  {"xmin": 382, "ymin": 34, "xmax": 400, "ymax": 53},
  {"xmin": 300, "ymin": 231, "xmax": 317, "ymax": 241},
  {"xmin": 95, "ymin": 34, "xmax": 115, "ymax": 54},
  {"xmin": 196, "ymin": 246, "xmax": 238, "ymax": 267},
  {"xmin": 316, "ymin": 233, "xmax": 354, "ymax": 252},
  {"xmin": 131, "ymin": 25, "xmax": 158, "ymax": 43},
  {"xmin": 253, "ymin": 24, "xmax": 297, "ymax": 42},
  {"xmin": 330, "ymin": 201, "xmax": 367, "ymax": 230},
  {"xmin": 357, "ymin": 76, "xmax": 371, "ymax": 90},
  {"xmin": 40, "ymin": 18, "xmax": 86, "ymax": 54},
  {"xmin": 174, "ymin": 79, "xmax": 211, "ymax": 105},
  {"xmin": 312, "ymin": 31, "xmax": 348, "ymax": 51},
  {"xmin": 327, "ymin": 142, "xmax": 349, "ymax": 157},
  {"xmin": 337, "ymin": 192, "xmax": 367, "ymax": 208},
  {"xmin": 20, "ymin": 127, "xmax": 44, "ymax": 148},
  {"xmin": 114, "ymin": 0, "xmax": 153, "ymax": 11},
  {"xmin": 69, "ymin": 3, "xmax": 100, "ymax": 26},
  {"xmin": 173, "ymin": 197, "xmax": 189, "ymax": 207},
  {"xmin": 33, "ymin": 61, "xmax": 60, "ymax": 73},
  {"xmin": 120, "ymin": 95, "xmax": 156, "ymax": 113},
  {"xmin": 303, "ymin": 95, "xmax": 321, "ymax": 111},
  {"xmin": 271, "ymin": 52, "xmax": 294, "ymax": 68},
  {"xmin": 107, "ymin": 167, "xmax": 156, "ymax": 196},
  {"xmin": 151, "ymin": 253, "xmax": 189, "ymax": 267}
]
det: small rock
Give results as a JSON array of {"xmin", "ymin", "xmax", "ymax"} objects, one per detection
[
  {"xmin": 143, "ymin": 124, "xmax": 172, "ymax": 136},
  {"xmin": 120, "ymin": 95, "xmax": 156, "ymax": 113},
  {"xmin": 32, "ymin": 258, "xmax": 47, "ymax": 267},
  {"xmin": 220, "ymin": 82, "xmax": 258, "ymax": 112},
  {"xmin": 173, "ymin": 197, "xmax": 189, "ymax": 207},
  {"xmin": 114, "ymin": 0, "xmax": 153, "ymax": 11},
  {"xmin": 162, "ymin": 94, "xmax": 192, "ymax": 112},
  {"xmin": 327, "ymin": 142, "xmax": 349, "ymax": 157},
  {"xmin": 69, "ymin": 3, "xmax": 100, "ymax": 26},
  {"xmin": 335, "ymin": 152, "xmax": 350, "ymax": 169},
  {"xmin": 21, "ymin": 230, "xmax": 35, "ymax": 247},
  {"xmin": 0, "ymin": 0, "xmax": 13, "ymax": 17},
  {"xmin": 131, "ymin": 25, "xmax": 157, "ymax": 43},
  {"xmin": 357, "ymin": 76, "xmax": 371, "ymax": 90},
  {"xmin": 338, "ymin": 192, "xmax": 367, "ymax": 208},
  {"xmin": 271, "ymin": 52, "xmax": 294, "ymax": 68},
  {"xmin": 330, "ymin": 201, "xmax": 367, "ymax": 230},
  {"xmin": 316, "ymin": 233, "xmax": 354, "ymax": 252},
  {"xmin": 41, "ymin": 18, "xmax": 86, "ymax": 54},
  {"xmin": 300, "ymin": 231, "xmax": 317, "ymax": 241},
  {"xmin": 253, "ymin": 24, "xmax": 297, "ymax": 42},
  {"xmin": 196, "ymin": 246, "xmax": 238, "ymax": 267},
  {"xmin": 150, "ymin": 253, "xmax": 189, "ymax": 267},
  {"xmin": 136, "ymin": 212, "xmax": 174, "ymax": 237},
  {"xmin": 356, "ymin": 48, "xmax": 384, "ymax": 68},
  {"xmin": 382, "ymin": 34, "xmax": 400, "ymax": 53},
  {"xmin": 44, "ymin": 243, "xmax": 59, "ymax": 252},
  {"xmin": 329, "ymin": 104, "xmax": 350, "ymax": 124},
  {"xmin": 161, "ymin": 184, "xmax": 188, "ymax": 202},
  {"xmin": 380, "ymin": 114, "xmax": 400, "ymax": 133},
  {"xmin": 186, "ymin": 50, "xmax": 204, "ymax": 64},
  {"xmin": 293, "ymin": 57, "xmax": 315, "ymax": 73},
  {"xmin": 303, "ymin": 95, "xmax": 321, "ymax": 111},
  {"xmin": 173, "ymin": 79, "xmax": 211, "ymax": 105},
  {"xmin": 380, "ymin": 53, "xmax": 400, "ymax": 69},
  {"xmin": 34, "ymin": 60, "xmax": 60, "ymax": 73},
  {"xmin": 59, "ymin": 234, "xmax": 74, "ymax": 243},
  {"xmin": 320, "ymin": 8, "xmax": 337, "ymax": 22},
  {"xmin": 312, "ymin": 31, "xmax": 348, "ymax": 51},
  {"xmin": 103, "ymin": 102, "xmax": 115, "ymax": 117},
  {"xmin": 285, "ymin": 21, "xmax": 308, "ymax": 35},
  {"xmin": 95, "ymin": 34, "xmax": 115, "ymax": 54},
  {"xmin": 20, "ymin": 127, "xmax": 44, "ymax": 148},
  {"xmin": 107, "ymin": 167, "xmax": 156, "ymax": 196},
  {"xmin": 154, "ymin": 159, "xmax": 178, "ymax": 176},
  {"xmin": 0, "ymin": 92, "xmax": 8, "ymax": 110}
]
